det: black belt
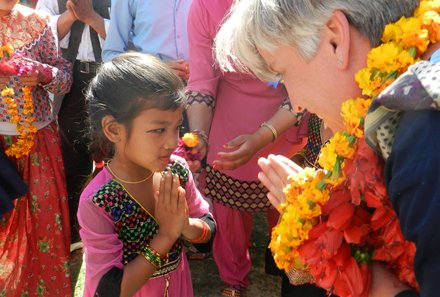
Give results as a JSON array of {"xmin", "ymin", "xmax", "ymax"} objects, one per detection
[{"xmin": 74, "ymin": 60, "xmax": 102, "ymax": 74}]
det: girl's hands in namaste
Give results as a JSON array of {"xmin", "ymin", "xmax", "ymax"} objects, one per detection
[
  {"xmin": 257, "ymin": 154, "xmax": 303, "ymax": 212},
  {"xmin": 154, "ymin": 172, "xmax": 189, "ymax": 241}
]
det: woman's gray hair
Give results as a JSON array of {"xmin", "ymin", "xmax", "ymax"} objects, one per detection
[{"xmin": 215, "ymin": 0, "xmax": 420, "ymax": 81}]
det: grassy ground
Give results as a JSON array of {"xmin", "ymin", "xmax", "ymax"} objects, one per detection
[{"xmin": 70, "ymin": 212, "xmax": 281, "ymax": 297}]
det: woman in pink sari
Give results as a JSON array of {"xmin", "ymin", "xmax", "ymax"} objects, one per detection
[{"xmin": 185, "ymin": 0, "xmax": 309, "ymax": 295}]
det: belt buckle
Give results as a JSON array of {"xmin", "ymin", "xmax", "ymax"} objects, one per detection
[{"xmin": 79, "ymin": 61, "xmax": 90, "ymax": 74}]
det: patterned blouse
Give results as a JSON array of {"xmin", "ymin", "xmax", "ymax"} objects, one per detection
[
  {"xmin": 78, "ymin": 156, "xmax": 211, "ymax": 296},
  {"xmin": 0, "ymin": 4, "xmax": 72, "ymax": 134},
  {"xmin": 92, "ymin": 178, "xmax": 184, "ymax": 277}
]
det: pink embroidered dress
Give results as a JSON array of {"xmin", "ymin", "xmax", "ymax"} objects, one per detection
[
  {"xmin": 0, "ymin": 4, "xmax": 73, "ymax": 297},
  {"xmin": 78, "ymin": 156, "xmax": 211, "ymax": 297}
]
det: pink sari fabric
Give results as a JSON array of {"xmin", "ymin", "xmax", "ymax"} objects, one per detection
[
  {"xmin": 187, "ymin": 0, "xmax": 307, "ymax": 181},
  {"xmin": 78, "ymin": 156, "xmax": 210, "ymax": 297}
]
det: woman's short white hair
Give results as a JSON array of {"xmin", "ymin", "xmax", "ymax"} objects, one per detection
[{"xmin": 215, "ymin": 0, "xmax": 419, "ymax": 81}]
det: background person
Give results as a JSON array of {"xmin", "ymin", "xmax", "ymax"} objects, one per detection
[
  {"xmin": 36, "ymin": 0, "xmax": 110, "ymax": 245},
  {"xmin": 0, "ymin": 1, "xmax": 73, "ymax": 295}
]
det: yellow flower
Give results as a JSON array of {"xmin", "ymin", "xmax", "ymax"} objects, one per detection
[
  {"xmin": 382, "ymin": 22, "xmax": 402, "ymax": 43},
  {"xmin": 0, "ymin": 44, "xmax": 14, "ymax": 58},
  {"xmin": 368, "ymin": 43, "xmax": 401, "ymax": 73},
  {"xmin": 318, "ymin": 141, "xmax": 338, "ymax": 171},
  {"xmin": 1, "ymin": 87, "xmax": 14, "ymax": 97},
  {"xmin": 421, "ymin": 11, "xmax": 440, "ymax": 43},
  {"xmin": 182, "ymin": 132, "xmax": 199, "ymax": 148}
]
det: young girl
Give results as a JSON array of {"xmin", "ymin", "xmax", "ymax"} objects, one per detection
[{"xmin": 78, "ymin": 52, "xmax": 215, "ymax": 297}]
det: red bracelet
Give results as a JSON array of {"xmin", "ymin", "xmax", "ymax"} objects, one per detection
[{"xmin": 190, "ymin": 220, "xmax": 209, "ymax": 244}]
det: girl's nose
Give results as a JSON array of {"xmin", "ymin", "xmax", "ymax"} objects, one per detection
[{"xmin": 163, "ymin": 131, "xmax": 179, "ymax": 151}]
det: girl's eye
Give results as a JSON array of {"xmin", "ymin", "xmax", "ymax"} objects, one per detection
[{"xmin": 147, "ymin": 128, "xmax": 165, "ymax": 134}]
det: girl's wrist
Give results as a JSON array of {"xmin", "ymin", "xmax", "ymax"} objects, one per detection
[
  {"xmin": 151, "ymin": 232, "xmax": 177, "ymax": 254},
  {"xmin": 182, "ymin": 218, "xmax": 210, "ymax": 243},
  {"xmin": 181, "ymin": 218, "xmax": 198, "ymax": 240}
]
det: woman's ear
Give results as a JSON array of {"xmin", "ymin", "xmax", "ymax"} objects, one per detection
[
  {"xmin": 102, "ymin": 115, "xmax": 122, "ymax": 143},
  {"xmin": 326, "ymin": 10, "xmax": 351, "ymax": 69}
]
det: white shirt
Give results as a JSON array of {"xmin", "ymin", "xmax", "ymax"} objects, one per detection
[{"xmin": 36, "ymin": 0, "xmax": 110, "ymax": 62}]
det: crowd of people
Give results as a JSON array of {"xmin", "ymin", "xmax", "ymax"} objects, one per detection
[{"xmin": 0, "ymin": 0, "xmax": 438, "ymax": 297}]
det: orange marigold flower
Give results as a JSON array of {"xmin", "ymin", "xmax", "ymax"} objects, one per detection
[{"xmin": 182, "ymin": 132, "xmax": 199, "ymax": 148}]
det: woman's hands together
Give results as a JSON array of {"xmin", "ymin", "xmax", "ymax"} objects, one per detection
[
  {"xmin": 257, "ymin": 154, "xmax": 303, "ymax": 212},
  {"xmin": 154, "ymin": 172, "xmax": 189, "ymax": 241}
]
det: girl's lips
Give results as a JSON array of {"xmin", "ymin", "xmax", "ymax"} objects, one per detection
[{"xmin": 160, "ymin": 156, "xmax": 171, "ymax": 162}]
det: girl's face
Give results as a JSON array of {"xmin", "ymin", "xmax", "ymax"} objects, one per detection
[
  {"xmin": 0, "ymin": 0, "xmax": 18, "ymax": 16},
  {"xmin": 115, "ymin": 107, "xmax": 183, "ymax": 174}
]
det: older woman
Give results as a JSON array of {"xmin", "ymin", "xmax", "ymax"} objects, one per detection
[{"xmin": 215, "ymin": 1, "xmax": 440, "ymax": 297}]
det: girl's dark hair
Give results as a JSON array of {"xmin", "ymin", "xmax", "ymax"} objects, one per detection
[{"xmin": 86, "ymin": 52, "xmax": 186, "ymax": 161}]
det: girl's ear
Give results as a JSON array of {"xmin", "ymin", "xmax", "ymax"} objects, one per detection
[
  {"xmin": 325, "ymin": 10, "xmax": 351, "ymax": 69},
  {"xmin": 102, "ymin": 115, "xmax": 122, "ymax": 143}
]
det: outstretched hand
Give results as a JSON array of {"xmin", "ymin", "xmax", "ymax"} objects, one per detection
[
  {"xmin": 257, "ymin": 154, "xmax": 303, "ymax": 212},
  {"xmin": 154, "ymin": 172, "xmax": 189, "ymax": 241},
  {"xmin": 212, "ymin": 134, "xmax": 261, "ymax": 170}
]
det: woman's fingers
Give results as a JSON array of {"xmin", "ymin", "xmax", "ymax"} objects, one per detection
[
  {"xmin": 267, "ymin": 192, "xmax": 284, "ymax": 213},
  {"xmin": 276, "ymin": 154, "xmax": 304, "ymax": 172},
  {"xmin": 267, "ymin": 154, "xmax": 301, "ymax": 181},
  {"xmin": 258, "ymin": 157, "xmax": 289, "ymax": 188},
  {"xmin": 257, "ymin": 170, "xmax": 286, "ymax": 206}
]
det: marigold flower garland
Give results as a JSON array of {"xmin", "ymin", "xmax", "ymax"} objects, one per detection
[
  {"xmin": 270, "ymin": 1, "xmax": 440, "ymax": 296},
  {"xmin": 0, "ymin": 45, "xmax": 37, "ymax": 158}
]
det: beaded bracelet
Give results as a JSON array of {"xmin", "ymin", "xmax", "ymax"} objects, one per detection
[
  {"xmin": 190, "ymin": 220, "xmax": 210, "ymax": 244},
  {"xmin": 140, "ymin": 245, "xmax": 168, "ymax": 269},
  {"xmin": 260, "ymin": 122, "xmax": 278, "ymax": 142}
]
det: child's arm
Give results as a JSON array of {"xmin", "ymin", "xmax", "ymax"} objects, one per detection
[
  {"xmin": 182, "ymin": 214, "xmax": 214, "ymax": 244},
  {"xmin": 178, "ymin": 157, "xmax": 216, "ymax": 247}
]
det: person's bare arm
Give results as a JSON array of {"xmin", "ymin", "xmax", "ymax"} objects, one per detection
[
  {"xmin": 67, "ymin": 0, "xmax": 106, "ymax": 38},
  {"xmin": 56, "ymin": 5, "xmax": 77, "ymax": 40}
]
